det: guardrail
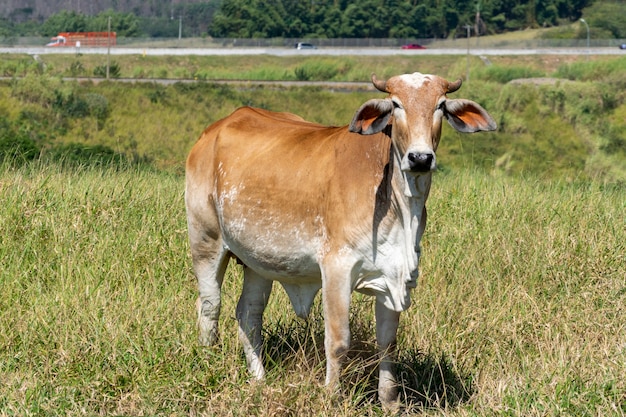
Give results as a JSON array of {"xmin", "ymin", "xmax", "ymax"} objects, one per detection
[{"xmin": 1, "ymin": 36, "xmax": 624, "ymax": 49}]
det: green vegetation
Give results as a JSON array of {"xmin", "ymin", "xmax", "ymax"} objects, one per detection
[
  {"xmin": 0, "ymin": 161, "xmax": 623, "ymax": 415},
  {"xmin": 3, "ymin": 0, "xmax": 625, "ymax": 40},
  {"xmin": 1, "ymin": 53, "xmax": 624, "ymax": 183},
  {"xmin": 38, "ymin": 9, "xmax": 141, "ymax": 37},
  {"xmin": 0, "ymin": 52, "xmax": 625, "ymax": 415},
  {"xmin": 208, "ymin": 0, "xmax": 597, "ymax": 38}
]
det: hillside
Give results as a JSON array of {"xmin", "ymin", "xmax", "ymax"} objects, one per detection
[
  {"xmin": 1, "ymin": 0, "xmax": 206, "ymax": 20},
  {"xmin": 5, "ymin": 0, "xmax": 623, "ymax": 40},
  {"xmin": 1, "ymin": 54, "xmax": 624, "ymax": 184}
]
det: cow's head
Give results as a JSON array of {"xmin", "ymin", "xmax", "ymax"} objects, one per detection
[{"xmin": 349, "ymin": 72, "xmax": 496, "ymax": 173}]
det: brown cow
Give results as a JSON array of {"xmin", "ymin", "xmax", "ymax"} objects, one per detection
[{"xmin": 185, "ymin": 72, "xmax": 496, "ymax": 408}]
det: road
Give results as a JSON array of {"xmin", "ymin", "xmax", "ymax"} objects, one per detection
[
  {"xmin": 2, "ymin": 46, "xmax": 619, "ymax": 90},
  {"xmin": 1, "ymin": 46, "xmax": 623, "ymax": 56}
]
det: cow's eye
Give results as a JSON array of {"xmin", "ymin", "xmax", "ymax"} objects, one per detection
[
  {"xmin": 392, "ymin": 99, "xmax": 403, "ymax": 110},
  {"xmin": 437, "ymin": 101, "xmax": 446, "ymax": 112}
]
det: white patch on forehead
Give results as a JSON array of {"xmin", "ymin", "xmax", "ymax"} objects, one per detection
[{"xmin": 397, "ymin": 72, "xmax": 432, "ymax": 88}]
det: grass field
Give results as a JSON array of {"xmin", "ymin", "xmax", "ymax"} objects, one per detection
[
  {"xmin": 1, "ymin": 161, "xmax": 624, "ymax": 416},
  {"xmin": 2, "ymin": 53, "xmax": 625, "ymax": 184},
  {"xmin": 1, "ymin": 50, "xmax": 624, "ymax": 415}
]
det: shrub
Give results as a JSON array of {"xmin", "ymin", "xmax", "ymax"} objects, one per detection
[
  {"xmin": 600, "ymin": 130, "xmax": 626, "ymax": 156},
  {"xmin": 16, "ymin": 109, "xmax": 60, "ymax": 143},
  {"xmin": 0, "ymin": 58, "xmax": 41, "ymax": 77},
  {"xmin": 496, "ymin": 84, "xmax": 538, "ymax": 113},
  {"xmin": 475, "ymin": 66, "xmax": 545, "ymax": 84},
  {"xmin": 173, "ymin": 68, "xmax": 191, "ymax": 79},
  {"xmin": 554, "ymin": 57, "xmax": 626, "ymax": 82},
  {"xmin": 192, "ymin": 69, "xmax": 210, "ymax": 80},
  {"xmin": 44, "ymin": 143, "xmax": 127, "ymax": 168},
  {"xmin": 68, "ymin": 60, "xmax": 86, "ymax": 77},
  {"xmin": 0, "ymin": 118, "xmax": 41, "ymax": 165},
  {"xmin": 294, "ymin": 66, "xmax": 311, "ymax": 81},
  {"xmin": 147, "ymin": 88, "xmax": 167, "ymax": 104},
  {"xmin": 11, "ymin": 73, "xmax": 62, "ymax": 107},
  {"xmin": 155, "ymin": 67, "xmax": 168, "ymax": 79},
  {"xmin": 558, "ymin": 83, "xmax": 617, "ymax": 126},
  {"xmin": 294, "ymin": 60, "xmax": 346, "ymax": 81},
  {"xmin": 133, "ymin": 66, "xmax": 146, "ymax": 78},
  {"xmin": 93, "ymin": 62, "xmax": 121, "ymax": 78},
  {"xmin": 54, "ymin": 89, "xmax": 89, "ymax": 118},
  {"xmin": 83, "ymin": 93, "xmax": 110, "ymax": 122},
  {"xmin": 11, "ymin": 76, "xmax": 105, "ymax": 124}
]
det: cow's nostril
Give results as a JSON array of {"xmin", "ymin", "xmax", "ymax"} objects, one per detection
[{"xmin": 407, "ymin": 152, "xmax": 434, "ymax": 172}]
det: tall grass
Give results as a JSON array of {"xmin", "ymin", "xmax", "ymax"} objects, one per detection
[
  {"xmin": 420, "ymin": 172, "xmax": 625, "ymax": 414},
  {"xmin": 25, "ymin": 54, "xmax": 462, "ymax": 83},
  {"xmin": 1, "ymin": 162, "xmax": 623, "ymax": 415},
  {"xmin": 2, "ymin": 54, "xmax": 625, "ymax": 181}
]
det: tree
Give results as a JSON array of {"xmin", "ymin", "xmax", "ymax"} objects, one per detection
[
  {"xmin": 91, "ymin": 10, "xmax": 140, "ymax": 37},
  {"xmin": 254, "ymin": 1, "xmax": 287, "ymax": 37},
  {"xmin": 583, "ymin": 1, "xmax": 626, "ymax": 38},
  {"xmin": 40, "ymin": 10, "xmax": 86, "ymax": 36},
  {"xmin": 209, "ymin": 0, "xmax": 256, "ymax": 37},
  {"xmin": 18, "ymin": 0, "xmax": 605, "ymax": 40},
  {"xmin": 177, "ymin": 3, "xmax": 221, "ymax": 37},
  {"xmin": 388, "ymin": 2, "xmax": 420, "ymax": 39},
  {"xmin": 0, "ymin": 18, "xmax": 13, "ymax": 38}
]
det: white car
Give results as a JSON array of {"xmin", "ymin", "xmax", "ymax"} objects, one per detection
[{"xmin": 295, "ymin": 42, "xmax": 317, "ymax": 50}]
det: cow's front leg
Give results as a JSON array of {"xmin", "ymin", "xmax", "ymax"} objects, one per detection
[
  {"xmin": 321, "ymin": 267, "xmax": 352, "ymax": 392},
  {"xmin": 376, "ymin": 299, "xmax": 401, "ymax": 410},
  {"xmin": 236, "ymin": 267, "xmax": 273, "ymax": 380}
]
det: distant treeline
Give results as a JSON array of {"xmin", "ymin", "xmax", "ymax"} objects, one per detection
[
  {"xmin": 209, "ymin": 0, "xmax": 596, "ymax": 39},
  {"xmin": 1, "ymin": 0, "xmax": 624, "ymax": 40}
]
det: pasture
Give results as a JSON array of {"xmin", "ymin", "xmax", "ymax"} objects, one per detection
[
  {"xmin": 1, "ymin": 162, "xmax": 624, "ymax": 416},
  {"xmin": 2, "ymin": 54, "xmax": 625, "ymax": 183},
  {"xmin": 1, "ymin": 52, "xmax": 625, "ymax": 415}
]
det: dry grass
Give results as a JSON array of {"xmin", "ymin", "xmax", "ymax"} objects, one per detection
[
  {"xmin": 1, "ymin": 162, "xmax": 623, "ymax": 416},
  {"xmin": 1, "ymin": 50, "xmax": 624, "ymax": 415}
]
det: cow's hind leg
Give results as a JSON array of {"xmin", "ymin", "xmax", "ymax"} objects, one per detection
[
  {"xmin": 189, "ymin": 221, "xmax": 229, "ymax": 346},
  {"xmin": 236, "ymin": 267, "xmax": 273, "ymax": 380}
]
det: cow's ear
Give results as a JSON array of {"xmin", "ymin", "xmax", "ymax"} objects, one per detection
[
  {"xmin": 349, "ymin": 99, "xmax": 394, "ymax": 135},
  {"xmin": 444, "ymin": 99, "xmax": 497, "ymax": 133}
]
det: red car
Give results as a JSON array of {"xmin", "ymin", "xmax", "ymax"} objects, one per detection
[{"xmin": 401, "ymin": 43, "xmax": 426, "ymax": 49}]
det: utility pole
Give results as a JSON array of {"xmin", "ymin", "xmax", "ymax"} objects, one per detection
[
  {"xmin": 179, "ymin": 15, "xmax": 182, "ymax": 40},
  {"xmin": 106, "ymin": 16, "xmax": 111, "ymax": 80},
  {"xmin": 475, "ymin": 1, "xmax": 481, "ymax": 47},
  {"xmin": 580, "ymin": 18, "xmax": 590, "ymax": 58},
  {"xmin": 464, "ymin": 25, "xmax": 472, "ymax": 83}
]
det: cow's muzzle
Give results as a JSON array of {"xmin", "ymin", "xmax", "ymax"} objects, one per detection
[{"xmin": 407, "ymin": 152, "xmax": 435, "ymax": 172}]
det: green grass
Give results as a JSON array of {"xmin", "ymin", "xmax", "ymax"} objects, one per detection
[
  {"xmin": 1, "ymin": 162, "xmax": 624, "ymax": 415},
  {"xmin": 1, "ymin": 51, "xmax": 624, "ymax": 415},
  {"xmin": 3, "ymin": 54, "xmax": 625, "ymax": 183},
  {"xmin": 36, "ymin": 54, "xmax": 463, "ymax": 82}
]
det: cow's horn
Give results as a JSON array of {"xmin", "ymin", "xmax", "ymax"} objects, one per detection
[
  {"xmin": 447, "ymin": 78, "xmax": 462, "ymax": 93},
  {"xmin": 371, "ymin": 73, "xmax": 388, "ymax": 92}
]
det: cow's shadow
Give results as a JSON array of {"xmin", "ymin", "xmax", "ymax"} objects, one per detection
[
  {"xmin": 262, "ymin": 313, "xmax": 473, "ymax": 411},
  {"xmin": 394, "ymin": 348, "xmax": 474, "ymax": 410}
]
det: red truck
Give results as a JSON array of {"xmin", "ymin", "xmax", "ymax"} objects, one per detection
[{"xmin": 46, "ymin": 32, "xmax": 116, "ymax": 47}]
